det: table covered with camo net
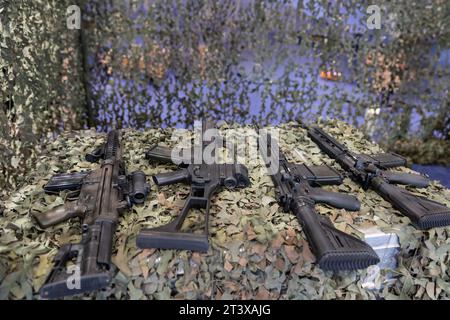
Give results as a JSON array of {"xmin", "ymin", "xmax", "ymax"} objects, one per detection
[{"xmin": 1, "ymin": 120, "xmax": 449, "ymax": 300}]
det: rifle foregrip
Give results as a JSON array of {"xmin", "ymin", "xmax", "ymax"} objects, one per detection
[
  {"xmin": 152, "ymin": 169, "xmax": 190, "ymax": 186},
  {"xmin": 382, "ymin": 171, "xmax": 430, "ymax": 188},
  {"xmin": 309, "ymin": 188, "xmax": 360, "ymax": 211},
  {"xmin": 34, "ymin": 203, "xmax": 84, "ymax": 229},
  {"xmin": 292, "ymin": 202, "xmax": 379, "ymax": 270},
  {"xmin": 373, "ymin": 178, "xmax": 450, "ymax": 229}
]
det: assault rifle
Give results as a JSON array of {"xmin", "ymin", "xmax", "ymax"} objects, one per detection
[
  {"xmin": 137, "ymin": 120, "xmax": 250, "ymax": 252},
  {"xmin": 259, "ymin": 132, "xmax": 379, "ymax": 270},
  {"xmin": 307, "ymin": 126, "xmax": 450, "ymax": 229},
  {"xmin": 34, "ymin": 130, "xmax": 150, "ymax": 298}
]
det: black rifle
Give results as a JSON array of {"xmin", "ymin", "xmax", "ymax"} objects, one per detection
[
  {"xmin": 259, "ymin": 132, "xmax": 379, "ymax": 270},
  {"xmin": 307, "ymin": 126, "xmax": 450, "ymax": 229},
  {"xmin": 33, "ymin": 130, "xmax": 150, "ymax": 298},
  {"xmin": 137, "ymin": 120, "xmax": 250, "ymax": 252}
]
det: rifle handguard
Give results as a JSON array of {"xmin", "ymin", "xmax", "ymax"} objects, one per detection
[
  {"xmin": 308, "ymin": 188, "xmax": 360, "ymax": 211},
  {"xmin": 382, "ymin": 171, "xmax": 430, "ymax": 188}
]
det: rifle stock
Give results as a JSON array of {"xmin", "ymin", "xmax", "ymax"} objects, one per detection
[
  {"xmin": 137, "ymin": 194, "xmax": 210, "ymax": 252},
  {"xmin": 146, "ymin": 144, "xmax": 193, "ymax": 165},
  {"xmin": 40, "ymin": 221, "xmax": 115, "ymax": 299},
  {"xmin": 372, "ymin": 177, "xmax": 450, "ymax": 229},
  {"xmin": 293, "ymin": 201, "xmax": 379, "ymax": 270}
]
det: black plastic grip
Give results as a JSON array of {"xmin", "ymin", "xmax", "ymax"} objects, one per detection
[
  {"xmin": 292, "ymin": 201, "xmax": 379, "ymax": 271},
  {"xmin": 152, "ymin": 169, "xmax": 190, "ymax": 186},
  {"xmin": 372, "ymin": 177, "xmax": 450, "ymax": 229},
  {"xmin": 308, "ymin": 188, "xmax": 360, "ymax": 211},
  {"xmin": 382, "ymin": 171, "xmax": 430, "ymax": 188},
  {"xmin": 137, "ymin": 229, "xmax": 208, "ymax": 252},
  {"xmin": 33, "ymin": 203, "xmax": 85, "ymax": 229}
]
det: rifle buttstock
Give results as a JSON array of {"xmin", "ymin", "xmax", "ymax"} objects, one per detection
[
  {"xmin": 137, "ymin": 194, "xmax": 210, "ymax": 252},
  {"xmin": 293, "ymin": 202, "xmax": 379, "ymax": 271},
  {"xmin": 372, "ymin": 178, "xmax": 450, "ymax": 229},
  {"xmin": 40, "ymin": 243, "xmax": 112, "ymax": 299}
]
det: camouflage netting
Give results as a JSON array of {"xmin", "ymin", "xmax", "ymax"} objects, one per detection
[
  {"xmin": 1, "ymin": 121, "xmax": 449, "ymax": 300},
  {"xmin": 1, "ymin": 0, "xmax": 449, "ymax": 199},
  {"xmin": 82, "ymin": 0, "xmax": 449, "ymax": 150},
  {"xmin": 0, "ymin": 0, "xmax": 86, "ymax": 196}
]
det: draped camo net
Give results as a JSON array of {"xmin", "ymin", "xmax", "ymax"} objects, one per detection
[{"xmin": 1, "ymin": 1, "xmax": 449, "ymax": 204}]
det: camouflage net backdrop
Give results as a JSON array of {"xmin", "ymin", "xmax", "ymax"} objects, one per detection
[
  {"xmin": 0, "ymin": 0, "xmax": 87, "ymax": 197},
  {"xmin": 1, "ymin": 121, "xmax": 449, "ymax": 300},
  {"xmin": 82, "ymin": 0, "xmax": 449, "ymax": 153},
  {"xmin": 1, "ymin": 0, "xmax": 449, "ymax": 198}
]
